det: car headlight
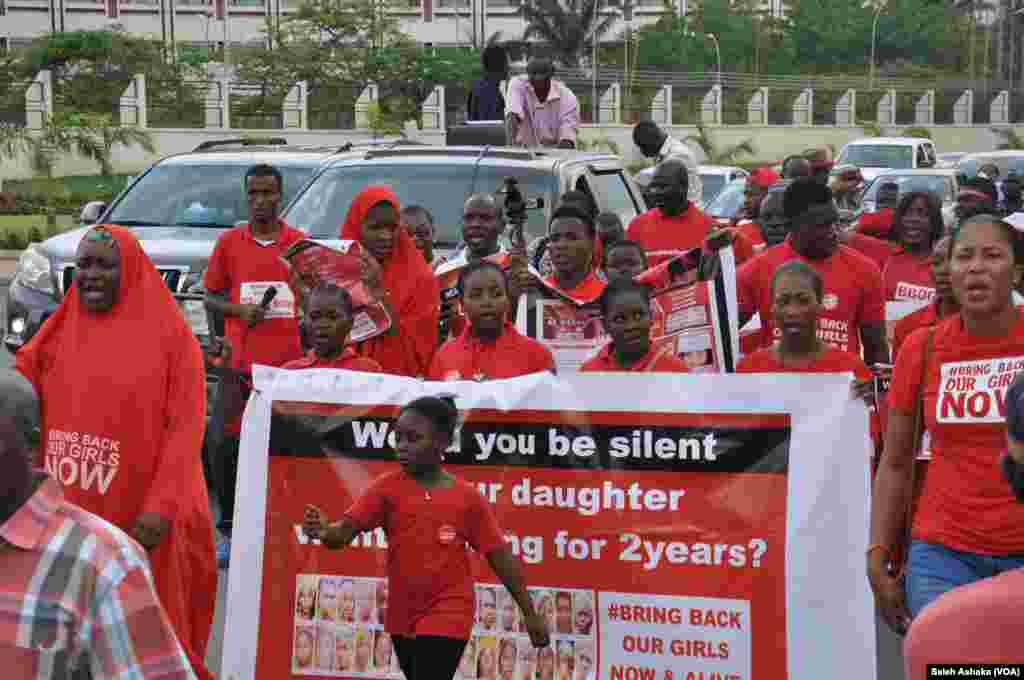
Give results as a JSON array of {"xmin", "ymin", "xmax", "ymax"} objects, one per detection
[{"xmin": 13, "ymin": 245, "xmax": 55, "ymax": 296}]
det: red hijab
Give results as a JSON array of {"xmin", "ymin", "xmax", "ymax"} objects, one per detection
[
  {"xmin": 339, "ymin": 186, "xmax": 440, "ymax": 375},
  {"xmin": 16, "ymin": 225, "xmax": 217, "ymax": 679}
]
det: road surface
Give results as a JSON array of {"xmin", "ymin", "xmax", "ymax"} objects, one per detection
[{"xmin": 0, "ymin": 279, "xmax": 903, "ymax": 679}]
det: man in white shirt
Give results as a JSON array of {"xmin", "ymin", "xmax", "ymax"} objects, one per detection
[{"xmin": 632, "ymin": 120, "xmax": 702, "ymax": 204}]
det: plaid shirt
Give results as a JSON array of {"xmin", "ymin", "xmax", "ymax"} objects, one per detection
[{"xmin": 0, "ymin": 475, "xmax": 196, "ymax": 679}]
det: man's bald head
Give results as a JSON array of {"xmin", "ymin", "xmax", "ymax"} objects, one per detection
[
  {"xmin": 464, "ymin": 192, "xmax": 500, "ymax": 215},
  {"xmin": 463, "ymin": 192, "xmax": 503, "ymax": 258},
  {"xmin": 0, "ymin": 371, "xmax": 38, "ymax": 513},
  {"xmin": 655, "ymin": 158, "xmax": 688, "ymax": 183},
  {"xmin": 647, "ymin": 158, "xmax": 689, "ymax": 216},
  {"xmin": 782, "ymin": 156, "xmax": 812, "ymax": 180},
  {"xmin": 0, "ymin": 371, "xmax": 38, "ymax": 455}
]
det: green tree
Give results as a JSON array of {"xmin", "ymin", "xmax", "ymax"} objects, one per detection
[
  {"xmin": 635, "ymin": 0, "xmax": 794, "ymax": 74},
  {"xmin": 520, "ymin": 0, "xmax": 617, "ymax": 67},
  {"xmin": 238, "ymin": 0, "xmax": 483, "ymax": 129},
  {"xmin": 785, "ymin": 0, "xmax": 948, "ymax": 73}
]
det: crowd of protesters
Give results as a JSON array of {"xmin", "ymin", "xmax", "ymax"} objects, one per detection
[{"xmin": 4, "ymin": 51, "xmax": 1024, "ymax": 680}]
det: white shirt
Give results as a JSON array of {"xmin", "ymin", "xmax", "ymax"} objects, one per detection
[{"xmin": 657, "ymin": 136, "xmax": 702, "ymax": 203}]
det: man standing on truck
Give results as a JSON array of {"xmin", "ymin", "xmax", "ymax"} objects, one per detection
[
  {"xmin": 203, "ymin": 163, "xmax": 306, "ymax": 569},
  {"xmin": 505, "ymin": 57, "xmax": 579, "ymax": 149}
]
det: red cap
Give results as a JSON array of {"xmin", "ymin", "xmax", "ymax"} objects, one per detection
[{"xmin": 748, "ymin": 167, "xmax": 780, "ymax": 189}]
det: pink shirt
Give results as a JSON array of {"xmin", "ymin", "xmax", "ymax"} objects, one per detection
[{"xmin": 506, "ymin": 77, "xmax": 579, "ymax": 146}]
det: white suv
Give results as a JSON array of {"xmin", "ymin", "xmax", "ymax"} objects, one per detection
[{"xmin": 835, "ymin": 137, "xmax": 938, "ymax": 184}]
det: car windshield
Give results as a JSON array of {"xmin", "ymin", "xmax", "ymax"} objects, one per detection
[
  {"xmin": 285, "ymin": 164, "xmax": 559, "ymax": 244},
  {"xmin": 700, "ymin": 174, "xmax": 727, "ymax": 203},
  {"xmin": 703, "ymin": 179, "xmax": 746, "ymax": 219},
  {"xmin": 837, "ymin": 145, "xmax": 914, "ymax": 169},
  {"xmin": 958, "ymin": 155, "xmax": 1024, "ymax": 178},
  {"xmin": 862, "ymin": 174, "xmax": 953, "ymax": 203},
  {"xmin": 106, "ymin": 163, "xmax": 318, "ymax": 228}
]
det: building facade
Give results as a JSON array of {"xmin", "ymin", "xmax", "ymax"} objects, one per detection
[{"xmin": 0, "ymin": 0, "xmax": 791, "ymax": 54}]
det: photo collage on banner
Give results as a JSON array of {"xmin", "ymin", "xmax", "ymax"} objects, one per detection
[
  {"xmin": 222, "ymin": 368, "xmax": 877, "ymax": 680},
  {"xmin": 292, "ymin": 575, "xmax": 400, "ymax": 677},
  {"xmin": 459, "ymin": 585, "xmax": 596, "ymax": 680}
]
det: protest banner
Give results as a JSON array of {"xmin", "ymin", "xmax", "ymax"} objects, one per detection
[
  {"xmin": 283, "ymin": 240, "xmax": 392, "ymax": 343},
  {"xmin": 222, "ymin": 369, "xmax": 876, "ymax": 680},
  {"xmin": 516, "ymin": 248, "xmax": 739, "ymax": 373}
]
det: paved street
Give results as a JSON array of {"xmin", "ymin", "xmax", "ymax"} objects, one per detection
[{"xmin": 0, "ymin": 279, "xmax": 903, "ymax": 679}]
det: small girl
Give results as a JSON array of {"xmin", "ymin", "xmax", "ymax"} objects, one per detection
[
  {"xmin": 303, "ymin": 396, "xmax": 550, "ymax": 680},
  {"xmin": 580, "ymin": 278, "xmax": 689, "ymax": 373},
  {"xmin": 429, "ymin": 261, "xmax": 555, "ymax": 381},
  {"xmin": 285, "ymin": 282, "xmax": 383, "ymax": 372}
]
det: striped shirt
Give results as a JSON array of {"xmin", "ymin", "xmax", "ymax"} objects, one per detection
[{"xmin": 0, "ymin": 475, "xmax": 195, "ymax": 679}]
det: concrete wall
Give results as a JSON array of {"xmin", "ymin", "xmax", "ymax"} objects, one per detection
[{"xmin": 2, "ymin": 123, "xmax": 1021, "ymax": 185}]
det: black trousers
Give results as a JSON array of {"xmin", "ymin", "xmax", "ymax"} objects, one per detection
[
  {"xmin": 391, "ymin": 635, "xmax": 467, "ymax": 680},
  {"xmin": 214, "ymin": 435, "xmax": 241, "ymax": 533}
]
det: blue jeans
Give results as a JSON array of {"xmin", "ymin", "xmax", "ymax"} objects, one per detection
[{"xmin": 905, "ymin": 540, "xmax": 1024, "ymax": 618}]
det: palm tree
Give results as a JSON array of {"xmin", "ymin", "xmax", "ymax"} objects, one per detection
[
  {"xmin": 993, "ymin": 127, "xmax": 1024, "ymax": 150},
  {"xmin": 520, "ymin": 0, "xmax": 617, "ymax": 68},
  {"xmin": 0, "ymin": 123, "xmax": 34, "ymax": 164},
  {"xmin": 684, "ymin": 122, "xmax": 756, "ymax": 165},
  {"xmin": 45, "ymin": 113, "xmax": 155, "ymax": 177}
]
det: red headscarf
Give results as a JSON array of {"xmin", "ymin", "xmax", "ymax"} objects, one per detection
[
  {"xmin": 16, "ymin": 225, "xmax": 217, "ymax": 680},
  {"xmin": 340, "ymin": 186, "xmax": 440, "ymax": 376}
]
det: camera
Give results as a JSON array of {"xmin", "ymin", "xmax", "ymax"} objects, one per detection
[{"xmin": 496, "ymin": 177, "xmax": 544, "ymax": 249}]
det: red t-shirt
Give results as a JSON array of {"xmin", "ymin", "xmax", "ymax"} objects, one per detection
[
  {"xmin": 282, "ymin": 347, "xmax": 383, "ymax": 372},
  {"xmin": 203, "ymin": 222, "xmax": 306, "ymax": 373},
  {"xmin": 883, "ymin": 251, "xmax": 934, "ymax": 303},
  {"xmin": 542, "ymin": 271, "xmax": 606, "ymax": 305},
  {"xmin": 737, "ymin": 345, "xmax": 879, "ymax": 443},
  {"xmin": 735, "ymin": 220, "xmax": 768, "ymax": 253},
  {"xmin": 737, "ymin": 345, "xmax": 872, "ymax": 379},
  {"xmin": 579, "ymin": 343, "xmax": 690, "ymax": 373},
  {"xmin": 737, "ymin": 240, "xmax": 886, "ymax": 356},
  {"xmin": 889, "ymin": 314, "xmax": 1024, "ymax": 555},
  {"xmin": 344, "ymin": 471, "xmax": 507, "ymax": 637},
  {"xmin": 428, "ymin": 324, "xmax": 555, "ymax": 381},
  {"xmin": 626, "ymin": 205, "xmax": 754, "ymax": 267},
  {"xmin": 858, "ymin": 207, "xmax": 894, "ymax": 238},
  {"xmin": 892, "ymin": 302, "xmax": 942, "ymax": 361},
  {"xmin": 845, "ymin": 232, "xmax": 899, "ymax": 273}
]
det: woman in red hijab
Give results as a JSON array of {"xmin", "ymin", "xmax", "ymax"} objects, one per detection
[
  {"xmin": 16, "ymin": 225, "xmax": 217, "ymax": 680},
  {"xmin": 341, "ymin": 186, "xmax": 440, "ymax": 376}
]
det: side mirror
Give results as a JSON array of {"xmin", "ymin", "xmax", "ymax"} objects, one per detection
[{"xmin": 79, "ymin": 201, "xmax": 108, "ymax": 226}]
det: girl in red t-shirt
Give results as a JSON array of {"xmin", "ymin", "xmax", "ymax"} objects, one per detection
[
  {"xmin": 283, "ymin": 283, "xmax": 383, "ymax": 372},
  {"xmin": 303, "ymin": 397, "xmax": 550, "ymax": 680},
  {"xmin": 881, "ymin": 192, "xmax": 946, "ymax": 303},
  {"xmin": 870, "ymin": 214, "xmax": 1024, "ymax": 636},
  {"xmin": 430, "ymin": 262, "xmax": 555, "ymax": 381},
  {"xmin": 580, "ymin": 278, "xmax": 689, "ymax": 373},
  {"xmin": 736, "ymin": 260, "xmax": 877, "ymax": 438},
  {"xmin": 892, "ymin": 235, "xmax": 959, "ymax": 360}
]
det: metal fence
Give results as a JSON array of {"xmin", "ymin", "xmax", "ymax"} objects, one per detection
[{"xmin": 147, "ymin": 78, "xmax": 207, "ymax": 128}]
